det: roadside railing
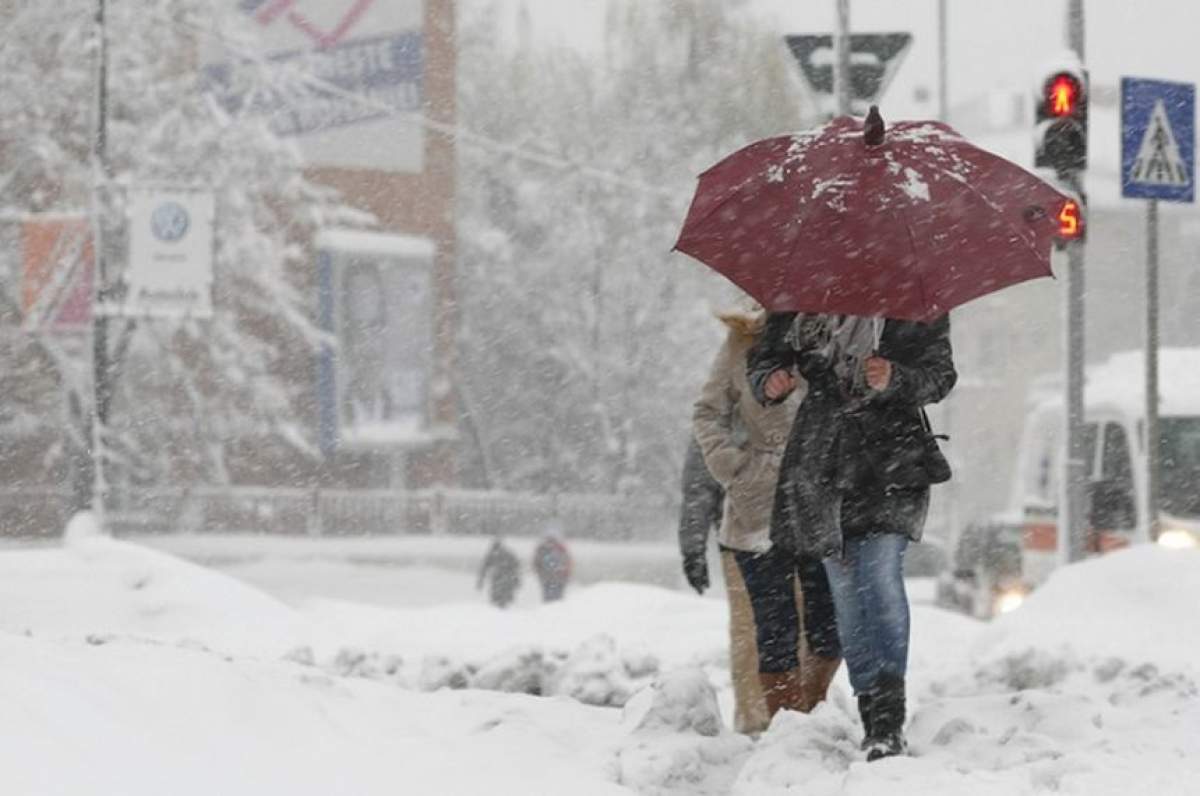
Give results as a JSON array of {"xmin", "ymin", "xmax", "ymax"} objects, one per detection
[{"xmin": 0, "ymin": 486, "xmax": 675, "ymax": 541}]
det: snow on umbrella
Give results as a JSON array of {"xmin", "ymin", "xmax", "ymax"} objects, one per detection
[{"xmin": 673, "ymin": 107, "xmax": 1074, "ymax": 322}]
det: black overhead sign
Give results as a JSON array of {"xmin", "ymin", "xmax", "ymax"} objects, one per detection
[{"xmin": 785, "ymin": 33, "xmax": 912, "ymax": 104}]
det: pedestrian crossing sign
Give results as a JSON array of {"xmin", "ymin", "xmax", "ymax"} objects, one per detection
[{"xmin": 1122, "ymin": 77, "xmax": 1195, "ymax": 202}]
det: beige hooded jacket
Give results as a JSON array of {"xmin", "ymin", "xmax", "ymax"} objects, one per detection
[{"xmin": 692, "ymin": 314, "xmax": 804, "ymax": 552}]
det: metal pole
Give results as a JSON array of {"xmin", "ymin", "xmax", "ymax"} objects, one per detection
[
  {"xmin": 1146, "ymin": 199, "xmax": 1161, "ymax": 540},
  {"xmin": 834, "ymin": 0, "xmax": 851, "ymax": 115},
  {"xmin": 1067, "ymin": 0, "xmax": 1085, "ymax": 60},
  {"xmin": 1063, "ymin": 178, "xmax": 1088, "ymax": 563},
  {"xmin": 90, "ymin": 0, "xmax": 111, "ymax": 530},
  {"xmin": 937, "ymin": 0, "xmax": 948, "ymax": 121},
  {"xmin": 935, "ymin": 0, "xmax": 958, "ymax": 546},
  {"xmin": 1062, "ymin": 0, "xmax": 1088, "ymax": 563}
]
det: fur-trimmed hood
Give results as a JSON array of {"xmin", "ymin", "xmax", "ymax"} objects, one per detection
[{"xmin": 716, "ymin": 307, "xmax": 766, "ymax": 339}]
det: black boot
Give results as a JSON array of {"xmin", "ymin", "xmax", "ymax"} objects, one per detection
[
  {"xmin": 864, "ymin": 673, "xmax": 907, "ymax": 762},
  {"xmin": 857, "ymin": 691, "xmax": 876, "ymax": 751}
]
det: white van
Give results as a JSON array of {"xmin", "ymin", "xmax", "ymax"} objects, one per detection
[{"xmin": 939, "ymin": 348, "xmax": 1200, "ymax": 618}]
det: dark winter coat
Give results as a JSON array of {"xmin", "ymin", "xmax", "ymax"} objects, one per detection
[
  {"xmin": 747, "ymin": 313, "xmax": 956, "ymax": 558},
  {"xmin": 478, "ymin": 540, "xmax": 521, "ymax": 607},
  {"xmin": 677, "ymin": 436, "xmax": 725, "ymax": 560}
]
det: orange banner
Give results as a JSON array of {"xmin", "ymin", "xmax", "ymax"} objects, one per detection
[{"xmin": 21, "ymin": 216, "xmax": 93, "ymax": 330}]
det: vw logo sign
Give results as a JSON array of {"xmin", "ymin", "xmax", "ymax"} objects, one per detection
[{"xmin": 150, "ymin": 201, "xmax": 190, "ymax": 243}]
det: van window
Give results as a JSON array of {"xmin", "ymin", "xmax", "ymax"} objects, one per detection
[
  {"xmin": 1095, "ymin": 422, "xmax": 1137, "ymax": 530},
  {"xmin": 1025, "ymin": 416, "xmax": 1098, "ymax": 507},
  {"xmin": 1102, "ymin": 423, "xmax": 1133, "ymax": 485},
  {"xmin": 1161, "ymin": 417, "xmax": 1200, "ymax": 517},
  {"xmin": 1030, "ymin": 415, "xmax": 1059, "ymax": 504}
]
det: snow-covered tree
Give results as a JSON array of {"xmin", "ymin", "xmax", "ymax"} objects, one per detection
[
  {"xmin": 456, "ymin": 0, "xmax": 806, "ymax": 499},
  {"xmin": 0, "ymin": 0, "xmax": 360, "ymax": 510}
]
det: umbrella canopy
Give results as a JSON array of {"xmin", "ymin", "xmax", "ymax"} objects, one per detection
[{"xmin": 674, "ymin": 111, "xmax": 1074, "ymax": 322}]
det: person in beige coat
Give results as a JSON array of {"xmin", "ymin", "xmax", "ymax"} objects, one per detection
[{"xmin": 692, "ymin": 306, "xmax": 841, "ymax": 729}]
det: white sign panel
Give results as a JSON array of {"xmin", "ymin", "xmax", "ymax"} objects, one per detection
[
  {"xmin": 206, "ymin": 1, "xmax": 426, "ymax": 173},
  {"xmin": 124, "ymin": 189, "xmax": 215, "ymax": 319}
]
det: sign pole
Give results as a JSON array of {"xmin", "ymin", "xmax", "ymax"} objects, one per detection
[
  {"xmin": 937, "ymin": 0, "xmax": 948, "ymax": 122},
  {"xmin": 1146, "ymin": 198, "xmax": 1161, "ymax": 540},
  {"xmin": 1063, "ymin": 171, "xmax": 1088, "ymax": 564},
  {"xmin": 1062, "ymin": 0, "xmax": 1088, "ymax": 564},
  {"xmin": 90, "ymin": 0, "xmax": 111, "ymax": 531},
  {"xmin": 834, "ymin": 0, "xmax": 851, "ymax": 115},
  {"xmin": 1121, "ymin": 75, "xmax": 1194, "ymax": 544}
]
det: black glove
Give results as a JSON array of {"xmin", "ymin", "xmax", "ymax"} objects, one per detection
[{"xmin": 682, "ymin": 551, "xmax": 709, "ymax": 595}]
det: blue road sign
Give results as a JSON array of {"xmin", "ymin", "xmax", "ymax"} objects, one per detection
[{"xmin": 1121, "ymin": 77, "xmax": 1195, "ymax": 202}]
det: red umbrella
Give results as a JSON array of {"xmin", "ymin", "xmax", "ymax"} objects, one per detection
[{"xmin": 674, "ymin": 109, "xmax": 1074, "ymax": 322}]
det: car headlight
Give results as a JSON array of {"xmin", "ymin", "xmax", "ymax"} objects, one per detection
[
  {"xmin": 995, "ymin": 589, "xmax": 1026, "ymax": 615},
  {"xmin": 1157, "ymin": 528, "xmax": 1199, "ymax": 549}
]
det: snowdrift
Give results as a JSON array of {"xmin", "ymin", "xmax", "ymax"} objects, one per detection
[
  {"xmin": 973, "ymin": 545, "xmax": 1200, "ymax": 678},
  {"xmin": 730, "ymin": 547, "xmax": 1200, "ymax": 795},
  {"xmin": 0, "ymin": 531, "xmax": 309, "ymax": 656},
  {"xmin": 1, "ymin": 534, "xmax": 1197, "ymax": 794}
]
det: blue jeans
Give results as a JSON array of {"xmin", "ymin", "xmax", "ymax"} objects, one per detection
[{"xmin": 823, "ymin": 534, "xmax": 909, "ymax": 694}]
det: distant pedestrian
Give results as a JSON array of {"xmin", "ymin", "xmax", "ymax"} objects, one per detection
[
  {"xmin": 689, "ymin": 302, "xmax": 842, "ymax": 734},
  {"xmin": 533, "ymin": 528, "xmax": 572, "ymax": 602},
  {"xmin": 477, "ymin": 536, "xmax": 521, "ymax": 608},
  {"xmin": 749, "ymin": 312, "xmax": 956, "ymax": 761}
]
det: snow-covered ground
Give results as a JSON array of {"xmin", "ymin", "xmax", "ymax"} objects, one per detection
[{"xmin": 1, "ymin": 524, "xmax": 1197, "ymax": 794}]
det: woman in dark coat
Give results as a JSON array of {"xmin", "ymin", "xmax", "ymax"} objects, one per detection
[{"xmin": 747, "ymin": 312, "xmax": 955, "ymax": 760}]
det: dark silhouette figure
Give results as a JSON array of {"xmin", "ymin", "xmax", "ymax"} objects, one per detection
[{"xmin": 477, "ymin": 537, "xmax": 521, "ymax": 608}]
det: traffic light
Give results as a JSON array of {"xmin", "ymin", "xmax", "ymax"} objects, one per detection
[
  {"xmin": 1058, "ymin": 198, "xmax": 1082, "ymax": 238},
  {"xmin": 1034, "ymin": 62, "xmax": 1088, "ymax": 174},
  {"xmin": 1054, "ymin": 192, "xmax": 1086, "ymax": 247}
]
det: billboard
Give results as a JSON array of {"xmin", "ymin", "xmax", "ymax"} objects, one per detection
[
  {"xmin": 206, "ymin": 0, "xmax": 426, "ymax": 173},
  {"xmin": 121, "ymin": 189, "xmax": 215, "ymax": 319},
  {"xmin": 20, "ymin": 216, "xmax": 93, "ymax": 332},
  {"xmin": 316, "ymin": 229, "xmax": 434, "ymax": 452}
]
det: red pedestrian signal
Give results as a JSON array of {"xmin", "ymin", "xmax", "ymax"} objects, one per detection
[
  {"xmin": 1058, "ymin": 199, "xmax": 1082, "ymax": 238},
  {"xmin": 1047, "ymin": 74, "xmax": 1081, "ymax": 117},
  {"xmin": 1034, "ymin": 62, "xmax": 1088, "ymax": 174}
]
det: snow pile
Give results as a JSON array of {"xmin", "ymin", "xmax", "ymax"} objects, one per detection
[
  {"xmin": 418, "ymin": 654, "xmax": 474, "ymax": 691},
  {"xmin": 616, "ymin": 669, "xmax": 752, "ymax": 795},
  {"xmin": 626, "ymin": 668, "xmax": 724, "ymax": 737},
  {"xmin": 326, "ymin": 646, "xmax": 407, "ymax": 683},
  {"xmin": 470, "ymin": 645, "xmax": 556, "ymax": 695},
  {"xmin": 303, "ymin": 580, "xmax": 725, "ymax": 675},
  {"xmin": 551, "ymin": 634, "xmax": 644, "ymax": 707},
  {"xmin": 731, "ymin": 702, "xmax": 863, "ymax": 795},
  {"xmin": 0, "ymin": 537, "xmax": 641, "ymax": 795},
  {"xmin": 972, "ymin": 546, "xmax": 1200, "ymax": 678},
  {"xmin": 3, "ymin": 535, "xmax": 1199, "ymax": 794},
  {"xmin": 0, "ymin": 628, "xmax": 632, "ymax": 796},
  {"xmin": 63, "ymin": 510, "xmax": 105, "ymax": 542},
  {"xmin": 883, "ymin": 545, "xmax": 1200, "ymax": 796},
  {"xmin": 730, "ymin": 547, "xmax": 1200, "ymax": 795},
  {"xmin": 0, "ymin": 534, "xmax": 310, "ymax": 656},
  {"xmin": 297, "ymin": 633, "xmax": 658, "ymax": 707}
]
